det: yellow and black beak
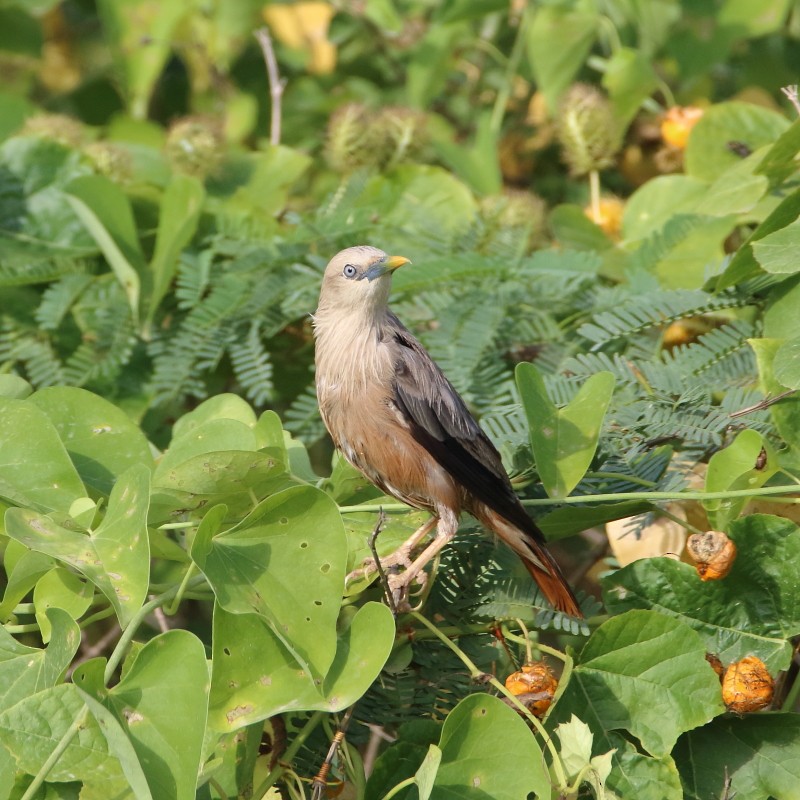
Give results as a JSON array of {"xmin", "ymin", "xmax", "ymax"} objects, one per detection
[{"xmin": 362, "ymin": 255, "xmax": 411, "ymax": 281}]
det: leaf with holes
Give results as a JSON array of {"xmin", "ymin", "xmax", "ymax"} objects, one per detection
[
  {"xmin": 208, "ymin": 601, "xmax": 394, "ymax": 731},
  {"xmin": 191, "ymin": 485, "xmax": 348, "ymax": 679},
  {"xmin": 4, "ymin": 464, "xmax": 151, "ymax": 627}
]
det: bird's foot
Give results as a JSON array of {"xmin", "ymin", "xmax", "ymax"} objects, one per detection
[
  {"xmin": 345, "ymin": 547, "xmax": 415, "ymax": 584},
  {"xmin": 387, "ymin": 569, "xmax": 427, "ymax": 612}
]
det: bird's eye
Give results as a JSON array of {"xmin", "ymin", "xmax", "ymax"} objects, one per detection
[{"xmin": 342, "ymin": 264, "xmax": 358, "ymax": 279}]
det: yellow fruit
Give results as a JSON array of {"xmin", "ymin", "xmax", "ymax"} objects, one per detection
[
  {"xmin": 504, "ymin": 662, "xmax": 558, "ymax": 717},
  {"xmin": 660, "ymin": 106, "xmax": 704, "ymax": 150},
  {"xmin": 584, "ymin": 197, "xmax": 624, "ymax": 239},
  {"xmin": 722, "ymin": 656, "xmax": 773, "ymax": 713},
  {"xmin": 686, "ymin": 530, "xmax": 737, "ymax": 581}
]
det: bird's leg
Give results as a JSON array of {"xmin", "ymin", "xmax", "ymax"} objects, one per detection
[
  {"xmin": 387, "ymin": 512, "xmax": 458, "ymax": 607},
  {"xmin": 346, "ymin": 516, "xmax": 438, "ymax": 583}
]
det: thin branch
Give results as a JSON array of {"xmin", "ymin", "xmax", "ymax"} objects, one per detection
[
  {"xmin": 729, "ymin": 388, "xmax": 796, "ymax": 419},
  {"xmin": 255, "ymin": 27, "xmax": 286, "ymax": 146}
]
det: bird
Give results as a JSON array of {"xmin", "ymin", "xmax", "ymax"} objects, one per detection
[{"xmin": 313, "ymin": 245, "xmax": 582, "ymax": 617}]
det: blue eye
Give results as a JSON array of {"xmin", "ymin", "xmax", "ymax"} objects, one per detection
[{"xmin": 343, "ymin": 264, "xmax": 357, "ymax": 279}]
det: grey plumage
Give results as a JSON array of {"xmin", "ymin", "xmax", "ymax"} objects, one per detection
[{"xmin": 314, "ymin": 245, "xmax": 581, "ymax": 617}]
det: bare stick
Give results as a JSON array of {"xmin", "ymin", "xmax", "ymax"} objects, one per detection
[
  {"xmin": 729, "ymin": 389, "xmax": 796, "ymax": 419},
  {"xmin": 255, "ymin": 27, "xmax": 286, "ymax": 146},
  {"xmin": 782, "ymin": 85, "xmax": 800, "ymax": 116},
  {"xmin": 368, "ymin": 509, "xmax": 398, "ymax": 615},
  {"xmin": 311, "ymin": 706, "xmax": 355, "ymax": 800}
]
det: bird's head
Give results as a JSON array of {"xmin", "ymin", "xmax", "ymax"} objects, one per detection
[{"xmin": 317, "ymin": 245, "xmax": 410, "ymax": 316}]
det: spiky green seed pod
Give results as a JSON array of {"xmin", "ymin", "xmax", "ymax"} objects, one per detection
[
  {"xmin": 479, "ymin": 189, "xmax": 548, "ymax": 252},
  {"xmin": 556, "ymin": 84, "xmax": 622, "ymax": 176},
  {"xmin": 84, "ymin": 142, "xmax": 133, "ymax": 182},
  {"xmin": 21, "ymin": 113, "xmax": 85, "ymax": 148},
  {"xmin": 368, "ymin": 106, "xmax": 428, "ymax": 169},
  {"xmin": 165, "ymin": 116, "xmax": 223, "ymax": 178},
  {"xmin": 325, "ymin": 104, "xmax": 372, "ymax": 172},
  {"xmin": 326, "ymin": 104, "xmax": 428, "ymax": 173}
]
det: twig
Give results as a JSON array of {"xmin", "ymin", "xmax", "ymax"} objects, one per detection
[
  {"xmin": 255, "ymin": 27, "xmax": 286, "ymax": 146},
  {"xmin": 362, "ymin": 724, "xmax": 396, "ymax": 777},
  {"xmin": 782, "ymin": 85, "xmax": 800, "ymax": 116},
  {"xmin": 729, "ymin": 389, "xmax": 796, "ymax": 418},
  {"xmin": 311, "ymin": 706, "xmax": 355, "ymax": 800},
  {"xmin": 368, "ymin": 509, "xmax": 397, "ymax": 615}
]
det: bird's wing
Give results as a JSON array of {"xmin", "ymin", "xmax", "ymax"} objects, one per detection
[{"xmin": 386, "ymin": 314, "xmax": 537, "ymax": 537}]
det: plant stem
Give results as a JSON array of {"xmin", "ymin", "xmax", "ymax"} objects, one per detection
[
  {"xmin": 589, "ymin": 169, "xmax": 601, "ymax": 222},
  {"xmin": 408, "ymin": 611, "xmax": 568, "ymax": 790},
  {"xmin": 20, "ymin": 705, "xmax": 89, "ymax": 800},
  {"xmin": 164, "ymin": 562, "xmax": 198, "ymax": 616},
  {"xmin": 79, "ymin": 606, "xmax": 116, "ymax": 629},
  {"xmin": 103, "ymin": 575, "xmax": 207, "ymax": 685},
  {"xmin": 340, "ymin": 484, "xmax": 800, "ymax": 515},
  {"xmin": 255, "ymin": 27, "xmax": 286, "ymax": 146},
  {"xmin": 380, "ymin": 777, "xmax": 416, "ymax": 800},
  {"xmin": 489, "ymin": 6, "xmax": 528, "ymax": 136},
  {"xmin": 655, "ymin": 506, "xmax": 705, "ymax": 536},
  {"xmin": 254, "ymin": 711, "xmax": 326, "ymax": 798}
]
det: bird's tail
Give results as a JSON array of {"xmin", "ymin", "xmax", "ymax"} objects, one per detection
[{"xmin": 472, "ymin": 504, "xmax": 583, "ymax": 618}]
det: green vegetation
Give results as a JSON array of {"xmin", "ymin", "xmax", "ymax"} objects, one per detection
[{"xmin": 3, "ymin": 1, "xmax": 800, "ymax": 798}]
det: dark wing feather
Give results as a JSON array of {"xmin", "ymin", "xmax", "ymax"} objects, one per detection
[{"xmin": 386, "ymin": 314, "xmax": 542, "ymax": 539}]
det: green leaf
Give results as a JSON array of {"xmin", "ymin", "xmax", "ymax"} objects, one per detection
[
  {"xmin": 753, "ymin": 217, "xmax": 800, "ymax": 274},
  {"xmin": 415, "ymin": 745, "xmax": 442, "ymax": 800},
  {"xmin": 539, "ymin": 501, "xmax": 653, "ymax": 541},
  {"xmin": 517, "ymin": 363, "xmax": 615, "ymax": 498},
  {"xmin": 603, "ymin": 515, "xmax": 800, "ymax": 671},
  {"xmin": 0, "ymin": 546, "xmax": 54, "ymax": 621},
  {"xmin": 104, "ymin": 630, "xmax": 209, "ymax": 800},
  {"xmin": 603, "ymin": 47, "xmax": 659, "ymax": 127},
  {"xmin": 607, "ymin": 736, "xmax": 683, "ymax": 800},
  {"xmin": 147, "ymin": 174, "xmax": 205, "ymax": 324},
  {"xmin": 714, "ymin": 187, "xmax": 800, "ymax": 290},
  {"xmin": 685, "ymin": 101, "xmax": 789, "ymax": 182},
  {"xmin": 774, "ymin": 335, "xmax": 800, "ymax": 389},
  {"xmin": 96, "ymin": 0, "xmax": 190, "ymax": 119},
  {"xmin": 172, "ymin": 393, "xmax": 258, "ymax": 439},
  {"xmin": 755, "ymin": 117, "xmax": 800, "ymax": 187},
  {"xmin": 149, "ymin": 450, "xmax": 291, "ymax": 525},
  {"xmin": 154, "ymin": 419, "xmax": 259, "ymax": 481},
  {"xmin": 0, "ymin": 683, "xmax": 150, "ymax": 796},
  {"xmin": 5, "ymin": 464, "xmax": 151, "ymax": 627},
  {"xmin": 431, "ymin": 693, "xmax": 550, "ymax": 800},
  {"xmin": 29, "ymin": 386, "xmax": 154, "ymax": 496},
  {"xmin": 551, "ymin": 610, "xmax": 724, "ymax": 757},
  {"xmin": 527, "ymin": 4, "xmax": 598, "ymax": 111},
  {"xmin": 556, "ymin": 714, "xmax": 617, "ymax": 799},
  {"xmin": 751, "ymin": 338, "xmax": 800, "ymax": 462},
  {"xmin": 0, "ymin": 608, "xmax": 79, "ymax": 715},
  {"xmin": 622, "ymin": 176, "xmax": 708, "ymax": 243},
  {"xmin": 192, "ymin": 485, "xmax": 347, "ymax": 678},
  {"xmin": 703, "ymin": 429, "xmax": 778, "ymax": 529},
  {"xmin": 676, "ymin": 714, "xmax": 800, "ymax": 800},
  {"xmin": 433, "ymin": 112, "xmax": 502, "ymax": 195},
  {"xmin": 64, "ymin": 174, "xmax": 145, "ymax": 320},
  {"xmin": 0, "ymin": 375, "xmax": 32, "ymax": 400},
  {"xmin": 0, "ymin": 398, "xmax": 85, "ymax": 513},
  {"xmin": 208, "ymin": 602, "xmax": 394, "ymax": 731},
  {"xmin": 33, "ymin": 567, "xmax": 93, "ymax": 643}
]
